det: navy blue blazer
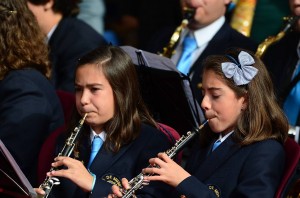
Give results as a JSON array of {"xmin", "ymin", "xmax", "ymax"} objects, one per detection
[
  {"xmin": 0, "ymin": 69, "xmax": 64, "ymax": 186},
  {"xmin": 174, "ymin": 136, "xmax": 285, "ymax": 198},
  {"xmin": 50, "ymin": 123, "xmax": 173, "ymax": 198},
  {"xmin": 263, "ymin": 31, "xmax": 300, "ymax": 126},
  {"xmin": 49, "ymin": 17, "xmax": 107, "ymax": 92},
  {"xmin": 146, "ymin": 22, "xmax": 258, "ymax": 104}
]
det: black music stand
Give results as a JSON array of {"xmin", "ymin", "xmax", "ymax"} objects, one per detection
[
  {"xmin": 0, "ymin": 139, "xmax": 37, "ymax": 198},
  {"xmin": 121, "ymin": 46, "xmax": 204, "ymax": 135}
]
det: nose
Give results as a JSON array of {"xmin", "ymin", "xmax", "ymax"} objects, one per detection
[
  {"xmin": 201, "ymin": 94, "xmax": 210, "ymax": 111},
  {"xmin": 80, "ymin": 89, "xmax": 90, "ymax": 105}
]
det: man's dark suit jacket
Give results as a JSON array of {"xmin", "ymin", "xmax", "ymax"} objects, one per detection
[
  {"xmin": 49, "ymin": 17, "xmax": 107, "ymax": 93},
  {"xmin": 146, "ymin": 22, "xmax": 258, "ymax": 104},
  {"xmin": 50, "ymin": 124, "xmax": 173, "ymax": 198},
  {"xmin": 174, "ymin": 136, "xmax": 285, "ymax": 198},
  {"xmin": 263, "ymin": 31, "xmax": 300, "ymax": 126},
  {"xmin": 0, "ymin": 69, "xmax": 64, "ymax": 186}
]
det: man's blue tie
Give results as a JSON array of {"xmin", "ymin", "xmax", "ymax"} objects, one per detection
[
  {"xmin": 283, "ymin": 63, "xmax": 300, "ymax": 125},
  {"xmin": 88, "ymin": 136, "xmax": 103, "ymax": 168},
  {"xmin": 176, "ymin": 34, "xmax": 197, "ymax": 75},
  {"xmin": 212, "ymin": 140, "xmax": 222, "ymax": 152}
]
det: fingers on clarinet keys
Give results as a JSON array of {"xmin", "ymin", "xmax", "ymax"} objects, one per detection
[
  {"xmin": 43, "ymin": 177, "xmax": 60, "ymax": 189},
  {"xmin": 142, "ymin": 180, "xmax": 150, "ymax": 186},
  {"xmin": 50, "ymin": 177, "xmax": 60, "ymax": 185}
]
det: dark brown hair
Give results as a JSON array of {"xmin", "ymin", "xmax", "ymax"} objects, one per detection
[
  {"xmin": 27, "ymin": 0, "xmax": 80, "ymax": 17},
  {"xmin": 71, "ymin": 45, "xmax": 157, "ymax": 153},
  {"xmin": 0, "ymin": 0, "xmax": 51, "ymax": 80},
  {"xmin": 201, "ymin": 48, "xmax": 289, "ymax": 145}
]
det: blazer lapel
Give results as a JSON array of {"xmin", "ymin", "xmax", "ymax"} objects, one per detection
[
  {"xmin": 194, "ymin": 135, "xmax": 240, "ymax": 181},
  {"xmin": 63, "ymin": 138, "xmax": 90, "ymax": 198},
  {"xmin": 77, "ymin": 137, "xmax": 90, "ymax": 167}
]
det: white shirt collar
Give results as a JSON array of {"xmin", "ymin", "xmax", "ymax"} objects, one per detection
[
  {"xmin": 182, "ymin": 16, "xmax": 225, "ymax": 47},
  {"xmin": 90, "ymin": 127, "xmax": 107, "ymax": 143},
  {"xmin": 171, "ymin": 16, "xmax": 225, "ymax": 74},
  {"xmin": 217, "ymin": 131, "xmax": 234, "ymax": 143},
  {"xmin": 46, "ymin": 24, "xmax": 58, "ymax": 43}
]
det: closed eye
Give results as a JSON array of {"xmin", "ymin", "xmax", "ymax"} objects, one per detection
[
  {"xmin": 90, "ymin": 87, "xmax": 101, "ymax": 93},
  {"xmin": 212, "ymin": 95, "xmax": 220, "ymax": 99}
]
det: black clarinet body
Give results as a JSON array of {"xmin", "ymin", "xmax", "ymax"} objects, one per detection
[{"xmin": 38, "ymin": 113, "xmax": 87, "ymax": 198}]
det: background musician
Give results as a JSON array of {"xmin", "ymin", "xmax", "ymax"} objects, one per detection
[
  {"xmin": 263, "ymin": 0, "xmax": 300, "ymax": 143},
  {"xmin": 0, "ymin": 0, "xmax": 64, "ymax": 186},
  {"xmin": 145, "ymin": 0, "xmax": 258, "ymax": 105},
  {"xmin": 26, "ymin": 0, "xmax": 107, "ymax": 93}
]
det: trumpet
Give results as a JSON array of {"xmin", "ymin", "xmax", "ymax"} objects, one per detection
[
  {"xmin": 159, "ymin": 7, "xmax": 195, "ymax": 58},
  {"xmin": 255, "ymin": 16, "xmax": 299, "ymax": 58},
  {"xmin": 38, "ymin": 113, "xmax": 87, "ymax": 198},
  {"xmin": 121, "ymin": 120, "xmax": 209, "ymax": 198}
]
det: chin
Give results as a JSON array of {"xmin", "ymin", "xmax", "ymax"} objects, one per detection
[{"xmin": 208, "ymin": 124, "xmax": 222, "ymax": 133}]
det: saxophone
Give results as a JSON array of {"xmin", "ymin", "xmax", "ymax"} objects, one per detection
[
  {"xmin": 39, "ymin": 113, "xmax": 88, "ymax": 198},
  {"xmin": 121, "ymin": 120, "xmax": 209, "ymax": 198},
  {"xmin": 159, "ymin": 7, "xmax": 195, "ymax": 58},
  {"xmin": 255, "ymin": 16, "xmax": 299, "ymax": 58}
]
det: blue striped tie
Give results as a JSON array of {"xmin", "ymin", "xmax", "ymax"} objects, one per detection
[
  {"xmin": 283, "ymin": 63, "xmax": 300, "ymax": 125},
  {"xmin": 212, "ymin": 140, "xmax": 221, "ymax": 152},
  {"xmin": 88, "ymin": 136, "xmax": 103, "ymax": 168},
  {"xmin": 176, "ymin": 34, "xmax": 197, "ymax": 75}
]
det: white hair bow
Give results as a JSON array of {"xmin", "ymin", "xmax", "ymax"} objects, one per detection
[{"xmin": 221, "ymin": 51, "xmax": 258, "ymax": 85}]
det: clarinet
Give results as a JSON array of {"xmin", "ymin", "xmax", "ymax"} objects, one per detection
[
  {"xmin": 121, "ymin": 120, "xmax": 209, "ymax": 198},
  {"xmin": 39, "ymin": 113, "xmax": 87, "ymax": 198}
]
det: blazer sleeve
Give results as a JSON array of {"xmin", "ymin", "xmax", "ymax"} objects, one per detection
[
  {"xmin": 0, "ymin": 73, "xmax": 54, "ymax": 185},
  {"xmin": 175, "ymin": 140, "xmax": 285, "ymax": 198}
]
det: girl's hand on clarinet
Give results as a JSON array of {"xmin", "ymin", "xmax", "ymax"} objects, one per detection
[
  {"xmin": 47, "ymin": 156, "xmax": 93, "ymax": 192},
  {"xmin": 34, "ymin": 188, "xmax": 45, "ymax": 198},
  {"xmin": 143, "ymin": 152, "xmax": 191, "ymax": 187},
  {"xmin": 108, "ymin": 178, "xmax": 131, "ymax": 198}
]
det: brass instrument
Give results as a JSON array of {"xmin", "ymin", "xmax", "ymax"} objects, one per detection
[
  {"xmin": 255, "ymin": 16, "xmax": 299, "ymax": 58},
  {"xmin": 39, "ymin": 113, "xmax": 87, "ymax": 198},
  {"xmin": 121, "ymin": 120, "xmax": 209, "ymax": 198},
  {"xmin": 159, "ymin": 7, "xmax": 195, "ymax": 58},
  {"xmin": 230, "ymin": 0, "xmax": 257, "ymax": 37}
]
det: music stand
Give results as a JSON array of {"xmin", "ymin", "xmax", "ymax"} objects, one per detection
[
  {"xmin": 0, "ymin": 139, "xmax": 37, "ymax": 198},
  {"xmin": 121, "ymin": 46, "xmax": 205, "ymax": 135}
]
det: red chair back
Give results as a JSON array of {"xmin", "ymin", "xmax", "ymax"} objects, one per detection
[
  {"xmin": 37, "ymin": 125, "xmax": 66, "ymax": 184},
  {"xmin": 275, "ymin": 137, "xmax": 300, "ymax": 198},
  {"xmin": 158, "ymin": 123, "xmax": 182, "ymax": 163},
  {"xmin": 56, "ymin": 90, "xmax": 75, "ymax": 123}
]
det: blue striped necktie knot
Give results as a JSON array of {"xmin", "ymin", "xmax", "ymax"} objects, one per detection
[
  {"xmin": 212, "ymin": 140, "xmax": 221, "ymax": 152},
  {"xmin": 88, "ymin": 136, "xmax": 103, "ymax": 168},
  {"xmin": 176, "ymin": 34, "xmax": 197, "ymax": 75}
]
